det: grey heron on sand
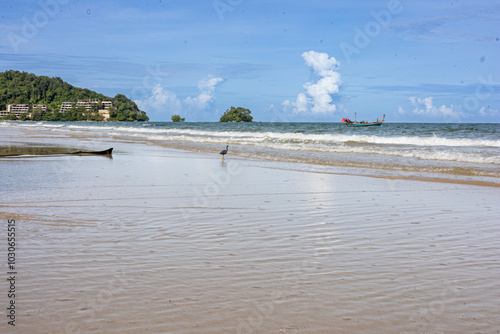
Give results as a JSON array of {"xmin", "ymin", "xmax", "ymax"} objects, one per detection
[{"xmin": 220, "ymin": 145, "xmax": 228, "ymax": 161}]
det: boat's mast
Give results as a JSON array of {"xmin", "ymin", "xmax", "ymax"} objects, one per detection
[{"xmin": 355, "ymin": 112, "xmax": 357, "ymax": 122}]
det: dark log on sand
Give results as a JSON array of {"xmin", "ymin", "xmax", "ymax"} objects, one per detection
[
  {"xmin": 70, "ymin": 148, "xmax": 113, "ymax": 155},
  {"xmin": 0, "ymin": 147, "xmax": 113, "ymax": 157}
]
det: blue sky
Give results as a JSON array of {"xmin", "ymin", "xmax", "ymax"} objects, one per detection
[{"xmin": 1, "ymin": 0, "xmax": 499, "ymax": 122}]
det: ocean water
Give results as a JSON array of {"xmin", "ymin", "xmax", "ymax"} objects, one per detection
[{"xmin": 2, "ymin": 121, "xmax": 499, "ymax": 181}]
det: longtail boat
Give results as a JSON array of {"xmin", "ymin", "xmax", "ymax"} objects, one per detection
[{"xmin": 342, "ymin": 113, "xmax": 385, "ymax": 127}]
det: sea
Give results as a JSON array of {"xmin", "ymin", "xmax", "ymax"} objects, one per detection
[{"xmin": 2, "ymin": 121, "xmax": 499, "ymax": 184}]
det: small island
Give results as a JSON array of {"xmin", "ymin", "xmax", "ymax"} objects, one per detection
[
  {"xmin": 219, "ymin": 106, "xmax": 253, "ymax": 122},
  {"xmin": 0, "ymin": 70, "xmax": 149, "ymax": 122},
  {"xmin": 171, "ymin": 115, "xmax": 185, "ymax": 122}
]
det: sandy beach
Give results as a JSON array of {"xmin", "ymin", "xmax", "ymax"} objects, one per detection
[{"xmin": 1, "ymin": 126, "xmax": 499, "ymax": 333}]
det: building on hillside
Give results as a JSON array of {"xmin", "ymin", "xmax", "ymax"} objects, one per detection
[
  {"xmin": 5, "ymin": 104, "xmax": 31, "ymax": 118},
  {"xmin": 76, "ymin": 99, "xmax": 98, "ymax": 111},
  {"xmin": 98, "ymin": 109, "xmax": 110, "ymax": 121},
  {"xmin": 60, "ymin": 102, "xmax": 74, "ymax": 113},
  {"xmin": 75, "ymin": 99, "xmax": 112, "ymax": 112},
  {"xmin": 59, "ymin": 99, "xmax": 114, "ymax": 119},
  {"xmin": 60, "ymin": 100, "xmax": 113, "ymax": 112},
  {"xmin": 7, "ymin": 103, "xmax": 30, "ymax": 114},
  {"xmin": 32, "ymin": 104, "xmax": 48, "ymax": 112},
  {"xmin": 102, "ymin": 100, "xmax": 113, "ymax": 109},
  {"xmin": 0, "ymin": 104, "xmax": 47, "ymax": 119}
]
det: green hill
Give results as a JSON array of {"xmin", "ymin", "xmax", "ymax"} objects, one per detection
[{"xmin": 0, "ymin": 70, "xmax": 148, "ymax": 121}]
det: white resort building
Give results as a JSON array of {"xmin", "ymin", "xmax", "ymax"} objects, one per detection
[
  {"xmin": 59, "ymin": 102, "xmax": 74, "ymax": 113},
  {"xmin": 60, "ymin": 99, "xmax": 114, "ymax": 114},
  {"xmin": 2, "ymin": 100, "xmax": 113, "ymax": 120},
  {"xmin": 32, "ymin": 104, "xmax": 48, "ymax": 112},
  {"xmin": 0, "ymin": 104, "xmax": 47, "ymax": 118},
  {"xmin": 102, "ymin": 100, "xmax": 113, "ymax": 109},
  {"xmin": 76, "ymin": 99, "xmax": 101, "ymax": 111}
]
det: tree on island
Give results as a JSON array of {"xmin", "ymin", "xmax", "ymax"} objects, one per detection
[
  {"xmin": 171, "ymin": 115, "xmax": 185, "ymax": 122},
  {"xmin": 219, "ymin": 107, "xmax": 253, "ymax": 122}
]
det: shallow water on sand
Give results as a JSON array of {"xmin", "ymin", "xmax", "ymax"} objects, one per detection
[{"xmin": 1, "ymin": 132, "xmax": 499, "ymax": 333}]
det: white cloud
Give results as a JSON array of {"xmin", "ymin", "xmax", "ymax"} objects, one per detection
[
  {"xmin": 397, "ymin": 105, "xmax": 406, "ymax": 115},
  {"xmin": 135, "ymin": 84, "xmax": 182, "ymax": 114},
  {"xmin": 283, "ymin": 50, "xmax": 342, "ymax": 114},
  {"xmin": 398, "ymin": 96, "xmax": 461, "ymax": 118},
  {"xmin": 302, "ymin": 50, "xmax": 340, "ymax": 77},
  {"xmin": 135, "ymin": 77, "xmax": 223, "ymax": 117},
  {"xmin": 184, "ymin": 77, "xmax": 224, "ymax": 109},
  {"xmin": 478, "ymin": 107, "xmax": 498, "ymax": 117}
]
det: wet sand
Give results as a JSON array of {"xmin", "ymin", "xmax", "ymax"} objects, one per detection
[{"xmin": 1, "ymin": 127, "xmax": 499, "ymax": 333}]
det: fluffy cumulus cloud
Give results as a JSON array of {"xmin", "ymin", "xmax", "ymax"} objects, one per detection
[
  {"xmin": 135, "ymin": 77, "xmax": 223, "ymax": 118},
  {"xmin": 136, "ymin": 85, "xmax": 182, "ymax": 114},
  {"xmin": 184, "ymin": 77, "xmax": 224, "ymax": 109},
  {"xmin": 398, "ymin": 96, "xmax": 461, "ymax": 118},
  {"xmin": 478, "ymin": 107, "xmax": 498, "ymax": 117},
  {"xmin": 283, "ymin": 51, "xmax": 342, "ymax": 114}
]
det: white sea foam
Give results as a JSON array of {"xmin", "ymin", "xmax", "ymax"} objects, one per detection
[
  {"xmin": 8, "ymin": 122, "xmax": 498, "ymax": 148},
  {"xmin": 104, "ymin": 128, "xmax": 500, "ymax": 148},
  {"xmin": 3, "ymin": 122, "xmax": 499, "ymax": 172}
]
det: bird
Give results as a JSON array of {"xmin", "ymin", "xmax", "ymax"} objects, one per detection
[{"xmin": 219, "ymin": 145, "xmax": 228, "ymax": 161}]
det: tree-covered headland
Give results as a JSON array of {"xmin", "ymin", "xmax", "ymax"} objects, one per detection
[
  {"xmin": 0, "ymin": 70, "xmax": 149, "ymax": 121},
  {"xmin": 219, "ymin": 106, "xmax": 253, "ymax": 122}
]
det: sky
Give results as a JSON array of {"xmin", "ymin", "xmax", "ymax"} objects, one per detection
[{"xmin": 1, "ymin": 0, "xmax": 499, "ymax": 122}]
